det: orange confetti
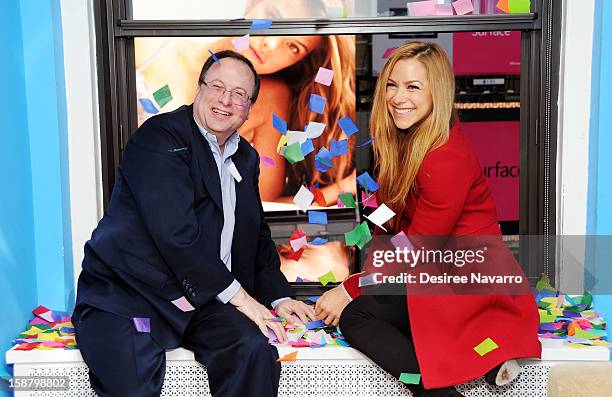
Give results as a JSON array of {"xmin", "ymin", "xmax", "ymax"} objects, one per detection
[
  {"xmin": 277, "ymin": 351, "xmax": 298, "ymax": 362},
  {"xmin": 496, "ymin": 0, "xmax": 510, "ymax": 13}
]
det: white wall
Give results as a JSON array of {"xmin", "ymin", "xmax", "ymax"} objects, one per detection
[
  {"xmin": 60, "ymin": 0, "xmax": 103, "ymax": 287},
  {"xmin": 555, "ymin": 0, "xmax": 595, "ymax": 291}
]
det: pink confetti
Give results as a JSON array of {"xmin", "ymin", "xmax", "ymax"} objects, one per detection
[{"xmin": 261, "ymin": 155, "xmax": 276, "ymax": 168}]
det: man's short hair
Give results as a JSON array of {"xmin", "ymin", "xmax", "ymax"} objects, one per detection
[{"xmin": 197, "ymin": 50, "xmax": 261, "ymax": 103}]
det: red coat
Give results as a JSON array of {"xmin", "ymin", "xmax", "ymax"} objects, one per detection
[{"xmin": 342, "ymin": 123, "xmax": 541, "ymax": 389}]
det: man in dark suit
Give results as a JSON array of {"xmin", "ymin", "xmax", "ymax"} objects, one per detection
[{"xmin": 73, "ymin": 50, "xmax": 315, "ymax": 397}]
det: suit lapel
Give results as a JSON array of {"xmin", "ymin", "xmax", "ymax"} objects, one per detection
[{"xmin": 190, "ymin": 117, "xmax": 223, "ymax": 211}]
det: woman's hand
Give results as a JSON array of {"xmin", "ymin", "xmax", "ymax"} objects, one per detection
[
  {"xmin": 315, "ymin": 286, "xmax": 350, "ymax": 327},
  {"xmin": 275, "ymin": 299, "xmax": 317, "ymax": 325}
]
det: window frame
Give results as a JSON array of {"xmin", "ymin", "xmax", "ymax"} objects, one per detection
[{"xmin": 93, "ymin": 0, "xmax": 562, "ymax": 293}]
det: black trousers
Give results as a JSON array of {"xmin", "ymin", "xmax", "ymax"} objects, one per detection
[
  {"xmin": 74, "ymin": 302, "xmax": 280, "ymax": 397},
  {"xmin": 339, "ymin": 295, "xmax": 461, "ymax": 396}
]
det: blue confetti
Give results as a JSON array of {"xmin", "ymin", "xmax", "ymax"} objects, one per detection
[
  {"xmin": 357, "ymin": 137, "xmax": 374, "ymax": 147},
  {"xmin": 208, "ymin": 49, "xmax": 220, "ymax": 63},
  {"xmin": 310, "ymin": 237, "xmax": 328, "ymax": 245},
  {"xmin": 309, "ymin": 94, "xmax": 326, "ymax": 114},
  {"xmin": 305, "ymin": 319, "xmax": 326, "ymax": 330},
  {"xmin": 272, "ymin": 113, "xmax": 287, "ymax": 134},
  {"xmin": 338, "ymin": 116, "xmax": 359, "ymax": 136},
  {"xmin": 308, "ymin": 296, "xmax": 320, "ymax": 303},
  {"xmin": 301, "ymin": 139, "xmax": 315, "ymax": 156},
  {"xmin": 357, "ymin": 171, "xmax": 380, "ymax": 192},
  {"xmin": 308, "ymin": 211, "xmax": 328, "ymax": 225},
  {"xmin": 251, "ymin": 19, "xmax": 273, "ymax": 29},
  {"xmin": 139, "ymin": 98, "xmax": 159, "ymax": 114},
  {"xmin": 330, "ymin": 139, "xmax": 349, "ymax": 157}
]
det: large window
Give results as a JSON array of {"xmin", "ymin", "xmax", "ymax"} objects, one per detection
[{"xmin": 95, "ymin": 0, "xmax": 561, "ymax": 294}]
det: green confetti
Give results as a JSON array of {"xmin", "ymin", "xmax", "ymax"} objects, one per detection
[
  {"xmin": 283, "ymin": 142, "xmax": 305, "ymax": 164},
  {"xmin": 338, "ymin": 193, "xmax": 356, "ymax": 208},
  {"xmin": 344, "ymin": 221, "xmax": 372, "ymax": 249},
  {"xmin": 318, "ymin": 270, "xmax": 337, "ymax": 286},
  {"xmin": 153, "ymin": 84, "xmax": 173, "ymax": 108},
  {"xmin": 399, "ymin": 373, "xmax": 421, "ymax": 385},
  {"xmin": 535, "ymin": 273, "xmax": 555, "ymax": 291},
  {"xmin": 508, "ymin": 0, "xmax": 530, "ymax": 13},
  {"xmin": 473, "ymin": 337, "xmax": 498, "ymax": 356}
]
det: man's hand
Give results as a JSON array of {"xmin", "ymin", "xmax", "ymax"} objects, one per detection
[
  {"xmin": 315, "ymin": 286, "xmax": 350, "ymax": 327},
  {"xmin": 275, "ymin": 299, "xmax": 316, "ymax": 325},
  {"xmin": 230, "ymin": 288, "xmax": 287, "ymax": 343}
]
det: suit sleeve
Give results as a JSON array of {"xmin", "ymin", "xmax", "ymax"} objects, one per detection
[
  {"xmin": 121, "ymin": 121, "xmax": 235, "ymax": 308},
  {"xmin": 251, "ymin": 152, "xmax": 294, "ymax": 306}
]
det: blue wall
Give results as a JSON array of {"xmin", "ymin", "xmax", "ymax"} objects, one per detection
[
  {"xmin": 0, "ymin": 0, "xmax": 73, "ymax": 386},
  {"xmin": 0, "ymin": 0, "xmax": 38, "ymax": 383},
  {"xmin": 588, "ymin": 0, "xmax": 612, "ymax": 357}
]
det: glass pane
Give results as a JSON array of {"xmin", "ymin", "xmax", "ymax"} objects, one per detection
[{"xmin": 130, "ymin": 0, "xmax": 532, "ymax": 20}]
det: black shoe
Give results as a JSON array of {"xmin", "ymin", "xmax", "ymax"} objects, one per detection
[{"xmin": 484, "ymin": 360, "xmax": 521, "ymax": 386}]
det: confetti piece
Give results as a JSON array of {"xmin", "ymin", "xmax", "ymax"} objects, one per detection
[
  {"xmin": 344, "ymin": 222, "xmax": 372, "ymax": 249},
  {"xmin": 276, "ymin": 135, "xmax": 288, "ymax": 154},
  {"xmin": 364, "ymin": 203, "xmax": 396, "ymax": 232},
  {"xmin": 301, "ymin": 139, "xmax": 315, "ymax": 157},
  {"xmin": 293, "ymin": 185, "xmax": 314, "ymax": 211},
  {"xmin": 305, "ymin": 319, "xmax": 326, "ymax": 330},
  {"xmin": 452, "ymin": 0, "xmax": 474, "ymax": 15},
  {"xmin": 508, "ymin": 0, "xmax": 530, "ymax": 13},
  {"xmin": 357, "ymin": 171, "xmax": 380, "ymax": 192},
  {"xmin": 361, "ymin": 191, "xmax": 378, "ymax": 208},
  {"xmin": 290, "ymin": 236, "xmax": 308, "ymax": 252},
  {"xmin": 133, "ymin": 317, "xmax": 151, "ymax": 333},
  {"xmin": 408, "ymin": 0, "xmax": 436, "ymax": 16},
  {"xmin": 309, "ymin": 94, "xmax": 326, "ymax": 114},
  {"xmin": 283, "ymin": 142, "xmax": 305, "ymax": 164},
  {"xmin": 231, "ymin": 34, "xmax": 250, "ymax": 52},
  {"xmin": 261, "ymin": 155, "xmax": 276, "ymax": 168},
  {"xmin": 310, "ymin": 237, "xmax": 328, "ymax": 245},
  {"xmin": 251, "ymin": 19, "xmax": 273, "ymax": 29},
  {"xmin": 399, "ymin": 373, "xmax": 421, "ymax": 384},
  {"xmin": 330, "ymin": 139, "xmax": 349, "ymax": 157},
  {"xmin": 272, "ymin": 113, "xmax": 287, "ymax": 134},
  {"xmin": 308, "ymin": 210, "xmax": 328, "ymax": 225},
  {"xmin": 318, "ymin": 270, "xmax": 337, "ymax": 286},
  {"xmin": 337, "ymin": 116, "xmax": 359, "ymax": 136},
  {"xmin": 435, "ymin": 4, "xmax": 454, "ymax": 15},
  {"xmin": 314, "ymin": 67, "xmax": 335, "ymax": 86},
  {"xmin": 305, "ymin": 121, "xmax": 326, "ymax": 139},
  {"xmin": 208, "ymin": 49, "xmax": 220, "ymax": 63},
  {"xmin": 391, "ymin": 231, "xmax": 414, "ymax": 250},
  {"xmin": 139, "ymin": 98, "xmax": 159, "ymax": 114},
  {"xmin": 308, "ymin": 296, "xmax": 320, "ymax": 303},
  {"xmin": 338, "ymin": 193, "xmax": 356, "ymax": 208},
  {"xmin": 357, "ymin": 137, "xmax": 374, "ymax": 147},
  {"xmin": 153, "ymin": 84, "xmax": 173, "ymax": 108},
  {"xmin": 473, "ymin": 337, "xmax": 499, "ymax": 356},
  {"xmin": 277, "ymin": 351, "xmax": 298, "ymax": 362},
  {"xmin": 171, "ymin": 296, "xmax": 195, "ymax": 312},
  {"xmin": 287, "ymin": 130, "xmax": 307, "ymax": 145},
  {"xmin": 382, "ymin": 47, "xmax": 397, "ymax": 59},
  {"xmin": 496, "ymin": 0, "xmax": 510, "ymax": 13}
]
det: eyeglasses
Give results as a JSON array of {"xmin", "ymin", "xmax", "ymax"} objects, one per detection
[{"xmin": 200, "ymin": 80, "xmax": 251, "ymax": 106}]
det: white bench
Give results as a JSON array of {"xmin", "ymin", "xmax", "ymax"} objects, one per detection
[{"xmin": 6, "ymin": 339, "xmax": 610, "ymax": 397}]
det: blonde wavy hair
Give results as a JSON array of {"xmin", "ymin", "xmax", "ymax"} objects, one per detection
[
  {"xmin": 279, "ymin": 35, "xmax": 356, "ymax": 189},
  {"xmin": 371, "ymin": 41, "xmax": 456, "ymax": 224}
]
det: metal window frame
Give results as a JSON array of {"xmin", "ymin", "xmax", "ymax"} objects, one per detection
[{"xmin": 93, "ymin": 0, "xmax": 561, "ymax": 293}]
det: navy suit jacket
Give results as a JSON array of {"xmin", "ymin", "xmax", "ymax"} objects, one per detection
[{"xmin": 74, "ymin": 105, "xmax": 293, "ymax": 348}]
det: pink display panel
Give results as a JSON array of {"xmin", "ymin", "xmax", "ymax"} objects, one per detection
[
  {"xmin": 462, "ymin": 121, "xmax": 520, "ymax": 222},
  {"xmin": 453, "ymin": 31, "xmax": 521, "ymax": 75}
]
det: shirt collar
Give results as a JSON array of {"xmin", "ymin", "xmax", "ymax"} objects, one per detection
[{"xmin": 193, "ymin": 115, "xmax": 241, "ymax": 158}]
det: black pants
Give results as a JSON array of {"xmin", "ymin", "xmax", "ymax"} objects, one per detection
[
  {"xmin": 339, "ymin": 295, "xmax": 461, "ymax": 396},
  {"xmin": 75, "ymin": 302, "xmax": 280, "ymax": 397}
]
